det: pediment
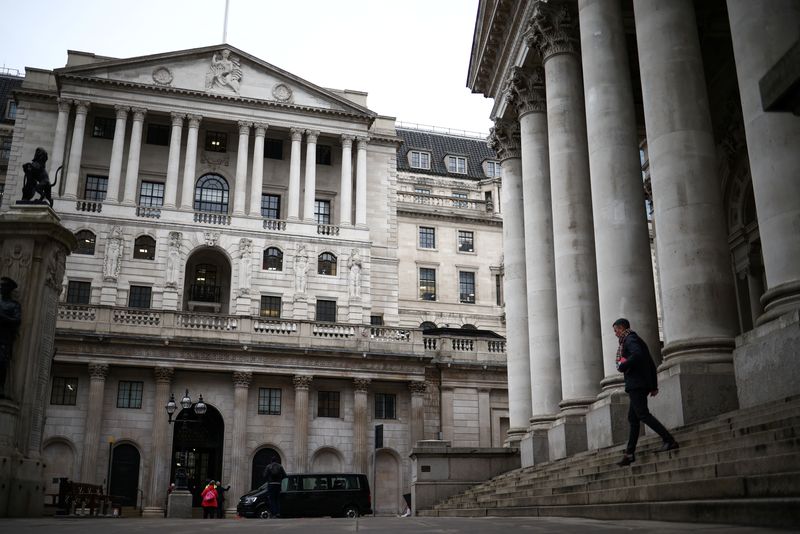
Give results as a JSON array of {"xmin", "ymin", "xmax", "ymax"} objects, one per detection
[{"xmin": 57, "ymin": 45, "xmax": 373, "ymax": 117}]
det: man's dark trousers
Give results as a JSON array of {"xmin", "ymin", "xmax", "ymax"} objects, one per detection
[
  {"xmin": 268, "ymin": 482, "xmax": 281, "ymax": 517},
  {"xmin": 626, "ymin": 389, "xmax": 674, "ymax": 454}
]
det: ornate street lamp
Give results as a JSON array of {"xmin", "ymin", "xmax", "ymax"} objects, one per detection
[
  {"xmin": 165, "ymin": 394, "xmax": 178, "ymax": 423},
  {"xmin": 166, "ymin": 389, "xmax": 206, "ymax": 423}
]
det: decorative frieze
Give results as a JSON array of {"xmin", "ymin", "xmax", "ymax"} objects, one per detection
[
  {"xmin": 488, "ymin": 119, "xmax": 522, "ymax": 161},
  {"xmin": 524, "ymin": 1, "xmax": 578, "ymax": 61},
  {"xmin": 505, "ymin": 66, "xmax": 546, "ymax": 117}
]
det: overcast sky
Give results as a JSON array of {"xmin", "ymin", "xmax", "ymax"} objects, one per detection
[{"xmin": 2, "ymin": 0, "xmax": 496, "ymax": 134}]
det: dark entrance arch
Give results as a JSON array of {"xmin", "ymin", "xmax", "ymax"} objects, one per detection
[
  {"xmin": 170, "ymin": 403, "xmax": 224, "ymax": 507},
  {"xmin": 251, "ymin": 447, "xmax": 282, "ymax": 491},
  {"xmin": 109, "ymin": 443, "xmax": 140, "ymax": 507}
]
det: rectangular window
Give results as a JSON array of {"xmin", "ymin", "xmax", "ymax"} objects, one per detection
[
  {"xmin": 117, "ymin": 381, "xmax": 144, "ymax": 409},
  {"xmin": 128, "ymin": 285, "xmax": 152, "ymax": 309},
  {"xmin": 92, "ymin": 117, "xmax": 115, "ymax": 139},
  {"xmin": 410, "ymin": 151, "xmax": 430, "ymax": 169},
  {"xmin": 264, "ymin": 138, "xmax": 283, "ymax": 160},
  {"xmin": 66, "ymin": 281, "xmax": 91, "ymax": 305},
  {"xmin": 0, "ymin": 182, "xmax": 4, "ymax": 207},
  {"xmin": 316, "ymin": 299, "xmax": 337, "ymax": 322},
  {"xmin": 84, "ymin": 175, "xmax": 108, "ymax": 202},
  {"xmin": 452, "ymin": 191, "xmax": 468, "ymax": 208},
  {"xmin": 447, "ymin": 156, "xmax": 467, "ymax": 174},
  {"xmin": 370, "ymin": 315, "xmax": 384, "ymax": 326},
  {"xmin": 459, "ymin": 271, "xmax": 476, "ymax": 304},
  {"xmin": 139, "ymin": 181, "xmax": 165, "ymax": 207},
  {"xmin": 375, "ymin": 393, "xmax": 396, "ymax": 419},
  {"xmin": 146, "ymin": 124, "xmax": 170, "ymax": 146},
  {"xmin": 314, "ymin": 199, "xmax": 331, "ymax": 225},
  {"xmin": 261, "ymin": 194, "xmax": 281, "ymax": 219},
  {"xmin": 419, "ymin": 226, "xmax": 436, "ymax": 249},
  {"xmin": 318, "ymin": 391, "xmax": 340, "ymax": 418},
  {"xmin": 0, "ymin": 135, "xmax": 12, "ymax": 163},
  {"xmin": 495, "ymin": 273, "xmax": 503, "ymax": 306},
  {"xmin": 316, "ymin": 144, "xmax": 332, "ymax": 165},
  {"xmin": 50, "ymin": 376, "xmax": 78, "ymax": 405},
  {"xmin": 414, "ymin": 187, "xmax": 431, "ymax": 195},
  {"xmin": 205, "ymin": 131, "xmax": 227, "ymax": 152},
  {"xmin": 486, "ymin": 161, "xmax": 501, "ymax": 177},
  {"xmin": 458, "ymin": 230, "xmax": 474, "ymax": 253},
  {"xmin": 6, "ymin": 101, "xmax": 17, "ymax": 120},
  {"xmin": 419, "ymin": 268, "xmax": 436, "ymax": 301},
  {"xmin": 258, "ymin": 387, "xmax": 282, "ymax": 415},
  {"xmin": 260, "ymin": 296, "xmax": 281, "ymax": 318}
]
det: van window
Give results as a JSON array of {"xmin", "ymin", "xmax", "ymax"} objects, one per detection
[
  {"xmin": 302, "ymin": 475, "xmax": 329, "ymax": 490},
  {"xmin": 283, "ymin": 476, "xmax": 299, "ymax": 491},
  {"xmin": 331, "ymin": 475, "xmax": 360, "ymax": 490}
]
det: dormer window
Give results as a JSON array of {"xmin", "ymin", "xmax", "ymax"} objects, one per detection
[
  {"xmin": 409, "ymin": 151, "xmax": 431, "ymax": 169},
  {"xmin": 485, "ymin": 160, "xmax": 501, "ymax": 178},
  {"xmin": 447, "ymin": 155, "xmax": 467, "ymax": 174}
]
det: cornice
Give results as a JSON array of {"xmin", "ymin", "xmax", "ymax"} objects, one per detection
[{"xmin": 396, "ymin": 206, "xmax": 503, "ymax": 227}]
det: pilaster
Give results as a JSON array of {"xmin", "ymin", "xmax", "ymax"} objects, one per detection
[{"xmin": 293, "ymin": 375, "xmax": 313, "ymax": 472}]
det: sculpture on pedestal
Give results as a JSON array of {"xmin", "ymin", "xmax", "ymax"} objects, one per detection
[
  {"xmin": 294, "ymin": 245, "xmax": 309, "ymax": 295},
  {"xmin": 103, "ymin": 226, "xmax": 123, "ymax": 282},
  {"xmin": 348, "ymin": 249, "xmax": 362, "ymax": 298},
  {"xmin": 166, "ymin": 232, "xmax": 182, "ymax": 289},
  {"xmin": 238, "ymin": 238, "xmax": 253, "ymax": 295},
  {"xmin": 20, "ymin": 148, "xmax": 60, "ymax": 208},
  {"xmin": 0, "ymin": 277, "xmax": 21, "ymax": 397}
]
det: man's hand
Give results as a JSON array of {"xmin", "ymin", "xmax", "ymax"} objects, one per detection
[{"xmin": 649, "ymin": 389, "xmax": 659, "ymax": 397}]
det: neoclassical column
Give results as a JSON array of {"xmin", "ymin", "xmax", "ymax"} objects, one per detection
[
  {"xmin": 338, "ymin": 135, "xmax": 354, "ymax": 226},
  {"xmin": 526, "ymin": 2, "xmax": 603, "ymax": 416},
  {"xmin": 408, "ymin": 381, "xmax": 426, "ymax": 448},
  {"xmin": 228, "ymin": 371, "xmax": 252, "ymax": 511},
  {"xmin": 355, "ymin": 137, "xmax": 368, "ymax": 227},
  {"xmin": 292, "ymin": 375, "xmax": 313, "ymax": 472},
  {"xmin": 488, "ymin": 120, "xmax": 531, "ymax": 445},
  {"xmin": 49, "ymin": 98, "xmax": 72, "ymax": 176},
  {"xmin": 142, "ymin": 367, "xmax": 174, "ymax": 517},
  {"xmin": 727, "ymin": 0, "xmax": 800, "ymax": 322},
  {"xmin": 302, "ymin": 130, "xmax": 319, "ymax": 222},
  {"xmin": 180, "ymin": 115, "xmax": 202, "ymax": 210},
  {"xmin": 634, "ymin": 0, "xmax": 738, "ymax": 426},
  {"xmin": 287, "ymin": 128, "xmax": 303, "ymax": 220},
  {"xmin": 249, "ymin": 123, "xmax": 268, "ymax": 216},
  {"xmin": 162, "ymin": 113, "xmax": 184, "ymax": 209},
  {"xmin": 63, "ymin": 100, "xmax": 90, "ymax": 200},
  {"xmin": 506, "ymin": 67, "xmax": 562, "ymax": 430},
  {"xmin": 80, "ymin": 363, "xmax": 109, "ymax": 483},
  {"xmin": 103, "ymin": 105, "xmax": 129, "ymax": 205},
  {"xmin": 233, "ymin": 122, "xmax": 252, "ymax": 216},
  {"xmin": 352, "ymin": 378, "xmax": 370, "ymax": 474},
  {"xmin": 122, "ymin": 108, "xmax": 146, "ymax": 205},
  {"xmin": 579, "ymin": 0, "xmax": 659, "ymax": 389}
]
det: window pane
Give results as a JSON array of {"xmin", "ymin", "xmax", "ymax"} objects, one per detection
[
  {"xmin": 258, "ymin": 388, "xmax": 282, "ymax": 415},
  {"xmin": 318, "ymin": 252, "xmax": 337, "ymax": 276},
  {"xmin": 419, "ymin": 227, "xmax": 435, "ymax": 248},
  {"xmin": 458, "ymin": 230, "xmax": 474, "ymax": 252},
  {"xmin": 117, "ymin": 381, "xmax": 143, "ymax": 409},
  {"xmin": 139, "ymin": 181, "xmax": 165, "ymax": 207},
  {"xmin": 260, "ymin": 295, "xmax": 281, "ymax": 317},
  {"xmin": 375, "ymin": 393, "xmax": 396, "ymax": 419},
  {"xmin": 128, "ymin": 285, "xmax": 152, "ymax": 309},
  {"xmin": 316, "ymin": 299, "xmax": 337, "ymax": 322},
  {"xmin": 314, "ymin": 200, "xmax": 331, "ymax": 225},
  {"xmin": 318, "ymin": 391, "xmax": 340, "ymax": 417},
  {"xmin": 459, "ymin": 271, "xmax": 476, "ymax": 303},
  {"xmin": 66, "ymin": 281, "xmax": 91, "ymax": 304},
  {"xmin": 74, "ymin": 230, "xmax": 96, "ymax": 255},
  {"xmin": 261, "ymin": 194, "xmax": 281, "ymax": 219},
  {"xmin": 263, "ymin": 247, "xmax": 283, "ymax": 271},
  {"xmin": 265, "ymin": 139, "xmax": 283, "ymax": 160},
  {"xmin": 84, "ymin": 175, "xmax": 108, "ymax": 202},
  {"xmin": 146, "ymin": 124, "xmax": 170, "ymax": 146},
  {"xmin": 420, "ymin": 268, "xmax": 436, "ymax": 301},
  {"xmin": 92, "ymin": 117, "xmax": 115, "ymax": 139},
  {"xmin": 316, "ymin": 144, "xmax": 332, "ymax": 165},
  {"xmin": 370, "ymin": 315, "xmax": 384, "ymax": 326},
  {"xmin": 50, "ymin": 376, "xmax": 78, "ymax": 405},
  {"xmin": 133, "ymin": 236, "xmax": 156, "ymax": 260},
  {"xmin": 205, "ymin": 131, "xmax": 227, "ymax": 152},
  {"xmin": 194, "ymin": 174, "xmax": 229, "ymax": 213}
]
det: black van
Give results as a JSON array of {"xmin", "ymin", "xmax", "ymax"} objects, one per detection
[{"xmin": 237, "ymin": 473, "xmax": 372, "ymax": 518}]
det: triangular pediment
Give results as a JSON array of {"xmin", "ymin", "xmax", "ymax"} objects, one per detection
[{"xmin": 56, "ymin": 45, "xmax": 374, "ymax": 117}]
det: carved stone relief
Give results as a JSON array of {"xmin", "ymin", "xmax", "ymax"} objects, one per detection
[
  {"xmin": 103, "ymin": 226, "xmax": 124, "ymax": 282},
  {"xmin": 152, "ymin": 67, "xmax": 173, "ymax": 86},
  {"xmin": 166, "ymin": 231, "xmax": 183, "ymax": 289},
  {"xmin": 205, "ymin": 49, "xmax": 243, "ymax": 94},
  {"xmin": 272, "ymin": 83, "xmax": 293, "ymax": 102}
]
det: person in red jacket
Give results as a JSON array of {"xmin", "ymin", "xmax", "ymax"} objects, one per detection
[{"xmin": 200, "ymin": 481, "xmax": 218, "ymax": 518}]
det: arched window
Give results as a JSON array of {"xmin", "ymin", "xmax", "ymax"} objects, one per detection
[
  {"xmin": 194, "ymin": 174, "xmax": 229, "ymax": 213},
  {"xmin": 420, "ymin": 321, "xmax": 437, "ymax": 331},
  {"xmin": 74, "ymin": 230, "xmax": 96, "ymax": 255},
  {"xmin": 133, "ymin": 235, "xmax": 156, "ymax": 260},
  {"xmin": 263, "ymin": 247, "xmax": 283, "ymax": 271},
  {"xmin": 318, "ymin": 252, "xmax": 337, "ymax": 276}
]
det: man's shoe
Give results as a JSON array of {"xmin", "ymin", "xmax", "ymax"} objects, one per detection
[
  {"xmin": 658, "ymin": 440, "xmax": 679, "ymax": 452},
  {"xmin": 617, "ymin": 453, "xmax": 635, "ymax": 467}
]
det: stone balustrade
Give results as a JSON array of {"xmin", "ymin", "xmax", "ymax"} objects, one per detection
[
  {"xmin": 135, "ymin": 205, "xmax": 162, "ymax": 219},
  {"xmin": 316, "ymin": 223, "xmax": 340, "ymax": 236},
  {"xmin": 263, "ymin": 218, "xmax": 287, "ymax": 231},
  {"xmin": 422, "ymin": 334, "xmax": 507, "ymax": 364},
  {"xmin": 397, "ymin": 191, "xmax": 490, "ymax": 212},
  {"xmin": 193, "ymin": 211, "xmax": 231, "ymax": 225},
  {"xmin": 75, "ymin": 200, "xmax": 103, "ymax": 213}
]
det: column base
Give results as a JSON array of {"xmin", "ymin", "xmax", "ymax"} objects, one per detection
[
  {"xmin": 519, "ymin": 417, "xmax": 554, "ymax": 467},
  {"xmin": 735, "ymin": 309, "xmax": 800, "ymax": 409},
  {"xmin": 505, "ymin": 427, "xmax": 527, "ymax": 448},
  {"xmin": 547, "ymin": 413, "xmax": 587, "ymax": 460},
  {"xmin": 586, "ymin": 390, "xmax": 629, "ymax": 451},
  {"xmin": 141, "ymin": 506, "xmax": 166, "ymax": 518},
  {"xmin": 757, "ymin": 281, "xmax": 800, "ymax": 325}
]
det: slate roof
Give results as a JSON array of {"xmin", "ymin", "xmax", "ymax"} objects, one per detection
[
  {"xmin": 396, "ymin": 127, "xmax": 497, "ymax": 181},
  {"xmin": 0, "ymin": 73, "xmax": 24, "ymax": 124}
]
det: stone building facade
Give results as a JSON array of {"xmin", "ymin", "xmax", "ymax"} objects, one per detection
[
  {"xmin": 1, "ymin": 45, "xmax": 507, "ymax": 516},
  {"xmin": 469, "ymin": 0, "xmax": 800, "ymax": 466}
]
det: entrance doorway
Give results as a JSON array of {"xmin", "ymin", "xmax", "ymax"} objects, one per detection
[
  {"xmin": 170, "ymin": 403, "xmax": 224, "ymax": 507},
  {"xmin": 109, "ymin": 444, "xmax": 141, "ymax": 507},
  {"xmin": 251, "ymin": 447, "xmax": 282, "ymax": 491}
]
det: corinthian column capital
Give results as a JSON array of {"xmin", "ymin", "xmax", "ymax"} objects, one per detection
[
  {"xmin": 187, "ymin": 114, "xmax": 203, "ymax": 128},
  {"xmin": 353, "ymin": 378, "xmax": 371, "ymax": 392},
  {"xmin": 293, "ymin": 375, "xmax": 313, "ymax": 390},
  {"xmin": 114, "ymin": 105, "xmax": 130, "ymax": 119},
  {"xmin": 154, "ymin": 367, "xmax": 175, "ymax": 384},
  {"xmin": 170, "ymin": 112, "xmax": 185, "ymax": 127},
  {"xmin": 340, "ymin": 134, "xmax": 354, "ymax": 148},
  {"xmin": 305, "ymin": 130, "xmax": 320, "ymax": 143},
  {"xmin": 290, "ymin": 127, "xmax": 304, "ymax": 142},
  {"xmin": 232, "ymin": 370, "xmax": 253, "ymax": 387},
  {"xmin": 524, "ymin": 1, "xmax": 578, "ymax": 61},
  {"xmin": 131, "ymin": 107, "xmax": 147, "ymax": 121},
  {"xmin": 88, "ymin": 362, "xmax": 109, "ymax": 380},
  {"xmin": 238, "ymin": 121, "xmax": 253, "ymax": 135},
  {"xmin": 73, "ymin": 100, "xmax": 91, "ymax": 115},
  {"xmin": 57, "ymin": 98, "xmax": 72, "ymax": 113},
  {"xmin": 505, "ymin": 66, "xmax": 546, "ymax": 117},
  {"xmin": 488, "ymin": 119, "xmax": 522, "ymax": 161},
  {"xmin": 253, "ymin": 122, "xmax": 269, "ymax": 136}
]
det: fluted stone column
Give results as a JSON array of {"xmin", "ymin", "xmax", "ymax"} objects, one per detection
[
  {"xmin": 302, "ymin": 130, "xmax": 319, "ymax": 222},
  {"xmin": 49, "ymin": 99, "xmax": 71, "ymax": 177},
  {"xmin": 293, "ymin": 375, "xmax": 312, "ymax": 472},
  {"xmin": 634, "ymin": 0, "xmax": 739, "ymax": 427},
  {"xmin": 505, "ymin": 66, "xmax": 561, "ymax": 464},
  {"xmin": 287, "ymin": 128, "xmax": 303, "ymax": 220},
  {"xmin": 339, "ymin": 135, "xmax": 354, "ymax": 226},
  {"xmin": 488, "ymin": 120, "xmax": 531, "ymax": 446},
  {"xmin": 122, "ymin": 108, "xmax": 146, "ymax": 205},
  {"xmin": 104, "ymin": 106, "xmax": 129, "ymax": 205},
  {"xmin": 249, "ymin": 123, "xmax": 268, "ymax": 216},
  {"xmin": 142, "ymin": 367, "xmax": 174, "ymax": 517},
  {"xmin": 228, "ymin": 371, "xmax": 252, "ymax": 512},
  {"xmin": 180, "ymin": 115, "xmax": 201, "ymax": 210},
  {"xmin": 579, "ymin": 0, "xmax": 659, "ymax": 449},
  {"xmin": 63, "ymin": 101, "xmax": 90, "ymax": 200},
  {"xmin": 727, "ymin": 0, "xmax": 800, "ymax": 407},
  {"xmin": 233, "ymin": 122, "xmax": 251, "ymax": 216},
  {"xmin": 408, "ymin": 381, "xmax": 426, "ymax": 448},
  {"xmin": 355, "ymin": 137, "xmax": 368, "ymax": 227},
  {"xmin": 352, "ymin": 378, "xmax": 370, "ymax": 474},
  {"xmin": 80, "ymin": 363, "xmax": 109, "ymax": 483},
  {"xmin": 163, "ymin": 113, "xmax": 184, "ymax": 209}
]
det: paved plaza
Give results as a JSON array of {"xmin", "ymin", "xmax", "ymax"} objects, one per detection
[{"xmin": 0, "ymin": 517, "xmax": 790, "ymax": 533}]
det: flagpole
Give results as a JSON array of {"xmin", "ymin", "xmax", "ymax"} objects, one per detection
[{"xmin": 222, "ymin": 0, "xmax": 230, "ymax": 43}]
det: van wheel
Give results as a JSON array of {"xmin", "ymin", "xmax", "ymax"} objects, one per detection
[
  {"xmin": 343, "ymin": 505, "xmax": 359, "ymax": 518},
  {"xmin": 258, "ymin": 506, "xmax": 271, "ymax": 519}
]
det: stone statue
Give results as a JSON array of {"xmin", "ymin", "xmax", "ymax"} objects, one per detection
[
  {"xmin": 238, "ymin": 238, "xmax": 253, "ymax": 295},
  {"xmin": 294, "ymin": 245, "xmax": 309, "ymax": 294},
  {"xmin": 348, "ymin": 249, "xmax": 362, "ymax": 298},
  {"xmin": 20, "ymin": 147, "xmax": 61, "ymax": 208},
  {"xmin": 205, "ymin": 50, "xmax": 243, "ymax": 94},
  {"xmin": 166, "ymin": 232, "xmax": 182, "ymax": 289},
  {"xmin": 0, "ymin": 277, "xmax": 22, "ymax": 397},
  {"xmin": 103, "ymin": 226, "xmax": 123, "ymax": 282}
]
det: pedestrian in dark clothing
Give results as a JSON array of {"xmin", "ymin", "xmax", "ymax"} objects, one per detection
[
  {"xmin": 262, "ymin": 456, "xmax": 287, "ymax": 517},
  {"xmin": 215, "ymin": 480, "xmax": 229, "ymax": 518},
  {"xmin": 614, "ymin": 318, "xmax": 679, "ymax": 467}
]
